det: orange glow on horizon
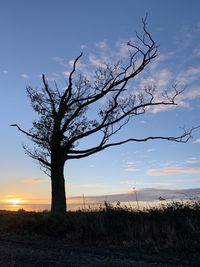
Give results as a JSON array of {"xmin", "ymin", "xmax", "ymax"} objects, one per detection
[{"xmin": 2, "ymin": 195, "xmax": 28, "ymax": 206}]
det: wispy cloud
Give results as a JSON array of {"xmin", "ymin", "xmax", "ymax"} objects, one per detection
[
  {"xmin": 149, "ymin": 86, "xmax": 200, "ymax": 114},
  {"xmin": 48, "ymin": 72, "xmax": 61, "ymax": 81},
  {"xmin": 115, "ymin": 40, "xmax": 131, "ymax": 59},
  {"xmin": 120, "ymin": 179, "xmax": 134, "ymax": 185},
  {"xmin": 80, "ymin": 44, "xmax": 87, "ymax": 50},
  {"xmin": 186, "ymin": 159, "xmax": 200, "ymax": 164},
  {"xmin": 195, "ymin": 138, "xmax": 200, "ymax": 143},
  {"xmin": 147, "ymin": 148, "xmax": 156, "ymax": 152},
  {"xmin": 51, "ymin": 23, "xmax": 199, "ymax": 117},
  {"xmin": 68, "ymin": 59, "xmax": 86, "ymax": 69},
  {"xmin": 88, "ymin": 54, "xmax": 107, "ymax": 68},
  {"xmin": 146, "ymin": 165, "xmax": 200, "ymax": 176},
  {"xmin": 52, "ymin": 56, "xmax": 68, "ymax": 67},
  {"xmin": 125, "ymin": 161, "xmax": 140, "ymax": 172},
  {"xmin": 181, "ymin": 87, "xmax": 200, "ymax": 100},
  {"xmin": 139, "ymin": 68, "xmax": 172, "ymax": 89},
  {"xmin": 149, "ymin": 52, "xmax": 174, "ymax": 71},
  {"xmin": 2, "ymin": 70, "xmax": 8, "ymax": 74},
  {"xmin": 174, "ymin": 22, "xmax": 200, "ymax": 50},
  {"xmin": 21, "ymin": 73, "xmax": 29, "ymax": 79},
  {"xmin": 95, "ymin": 40, "xmax": 107, "ymax": 50},
  {"xmin": 176, "ymin": 66, "xmax": 200, "ymax": 86},
  {"xmin": 23, "ymin": 178, "xmax": 47, "ymax": 184},
  {"xmin": 193, "ymin": 47, "xmax": 200, "ymax": 57},
  {"xmin": 62, "ymin": 71, "xmax": 71, "ymax": 78}
]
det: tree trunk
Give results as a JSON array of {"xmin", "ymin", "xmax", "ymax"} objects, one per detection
[{"xmin": 51, "ymin": 160, "xmax": 66, "ymax": 214}]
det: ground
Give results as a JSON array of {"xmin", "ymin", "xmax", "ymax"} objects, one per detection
[{"xmin": 0, "ymin": 236, "xmax": 199, "ymax": 266}]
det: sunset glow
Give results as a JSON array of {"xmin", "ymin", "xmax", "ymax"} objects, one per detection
[
  {"xmin": 0, "ymin": 1, "xmax": 199, "ymax": 210},
  {"xmin": 2, "ymin": 196, "xmax": 28, "ymax": 206}
]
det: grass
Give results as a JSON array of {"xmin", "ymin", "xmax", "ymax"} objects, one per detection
[{"xmin": 0, "ymin": 200, "xmax": 199, "ymax": 251}]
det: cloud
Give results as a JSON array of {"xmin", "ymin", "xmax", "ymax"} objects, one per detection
[
  {"xmin": 95, "ymin": 40, "xmax": 107, "ymax": 50},
  {"xmin": 120, "ymin": 179, "xmax": 134, "ymax": 185},
  {"xmin": 51, "ymin": 24, "xmax": 199, "ymax": 118},
  {"xmin": 52, "ymin": 56, "xmax": 68, "ymax": 67},
  {"xmin": 2, "ymin": 70, "xmax": 8, "ymax": 74},
  {"xmin": 80, "ymin": 44, "xmax": 87, "ymax": 50},
  {"xmin": 147, "ymin": 148, "xmax": 156, "ymax": 152},
  {"xmin": 4, "ymin": 194, "xmax": 15, "ymax": 198},
  {"xmin": 181, "ymin": 87, "xmax": 200, "ymax": 100},
  {"xmin": 88, "ymin": 54, "xmax": 106, "ymax": 67},
  {"xmin": 172, "ymin": 87, "xmax": 200, "ymax": 110},
  {"xmin": 150, "ymin": 104, "xmax": 176, "ymax": 114},
  {"xmin": 115, "ymin": 41, "xmax": 130, "ymax": 59},
  {"xmin": 125, "ymin": 161, "xmax": 140, "ymax": 172},
  {"xmin": 67, "ymin": 188, "xmax": 200, "ymax": 210},
  {"xmin": 149, "ymin": 86, "xmax": 200, "ymax": 114},
  {"xmin": 89, "ymin": 164, "xmax": 95, "ymax": 168},
  {"xmin": 21, "ymin": 73, "xmax": 29, "ymax": 79},
  {"xmin": 157, "ymin": 69, "xmax": 173, "ymax": 88},
  {"xmin": 149, "ymin": 52, "xmax": 174, "ymax": 71},
  {"xmin": 174, "ymin": 22, "xmax": 200, "ymax": 50},
  {"xmin": 89, "ymin": 37, "xmax": 135, "ymax": 68},
  {"xmin": 193, "ymin": 47, "xmax": 200, "ymax": 57},
  {"xmin": 177, "ymin": 66, "xmax": 200, "ymax": 86},
  {"xmin": 62, "ymin": 71, "xmax": 71, "ymax": 78},
  {"xmin": 68, "ymin": 59, "xmax": 86, "ymax": 69},
  {"xmin": 186, "ymin": 159, "xmax": 200, "ymax": 164},
  {"xmin": 138, "ymin": 68, "xmax": 173, "ymax": 114},
  {"xmin": 48, "ymin": 72, "xmax": 61, "ymax": 81},
  {"xmin": 195, "ymin": 138, "xmax": 200, "ymax": 143},
  {"xmin": 146, "ymin": 165, "xmax": 200, "ymax": 176},
  {"xmin": 23, "ymin": 178, "xmax": 47, "ymax": 184}
]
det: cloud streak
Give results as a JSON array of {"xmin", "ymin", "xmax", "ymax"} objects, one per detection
[
  {"xmin": 67, "ymin": 188, "xmax": 200, "ymax": 210},
  {"xmin": 2, "ymin": 70, "xmax": 8, "ymax": 74},
  {"xmin": 23, "ymin": 178, "xmax": 47, "ymax": 184},
  {"xmin": 146, "ymin": 165, "xmax": 200, "ymax": 176},
  {"xmin": 125, "ymin": 161, "xmax": 140, "ymax": 172},
  {"xmin": 21, "ymin": 73, "xmax": 29, "ymax": 79}
]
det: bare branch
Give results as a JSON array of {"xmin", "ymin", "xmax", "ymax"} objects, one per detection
[
  {"xmin": 60, "ymin": 52, "xmax": 83, "ymax": 106},
  {"xmin": 23, "ymin": 144, "xmax": 51, "ymax": 168},
  {"xmin": 42, "ymin": 74, "xmax": 57, "ymax": 116},
  {"xmin": 10, "ymin": 124, "xmax": 48, "ymax": 143},
  {"xmin": 67, "ymin": 127, "xmax": 198, "ymax": 159}
]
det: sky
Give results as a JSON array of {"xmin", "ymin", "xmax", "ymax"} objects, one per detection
[{"xmin": 0, "ymin": 0, "xmax": 200, "ymax": 209}]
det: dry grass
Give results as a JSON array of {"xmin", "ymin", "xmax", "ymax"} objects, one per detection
[{"xmin": 0, "ymin": 200, "xmax": 199, "ymax": 251}]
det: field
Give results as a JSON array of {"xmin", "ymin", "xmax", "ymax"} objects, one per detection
[{"xmin": 0, "ymin": 200, "xmax": 199, "ymax": 266}]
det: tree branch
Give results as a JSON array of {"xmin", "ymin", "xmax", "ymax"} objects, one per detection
[
  {"xmin": 60, "ymin": 52, "xmax": 83, "ymax": 107},
  {"xmin": 42, "ymin": 74, "xmax": 57, "ymax": 117},
  {"xmin": 23, "ymin": 144, "xmax": 51, "ymax": 168},
  {"xmin": 10, "ymin": 124, "xmax": 48, "ymax": 143},
  {"xmin": 67, "ymin": 127, "xmax": 197, "ymax": 159}
]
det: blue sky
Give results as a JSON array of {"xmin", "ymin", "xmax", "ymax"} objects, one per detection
[{"xmin": 0, "ymin": 0, "xmax": 200, "ymax": 206}]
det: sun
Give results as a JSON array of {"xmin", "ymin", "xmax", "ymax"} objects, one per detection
[
  {"xmin": 8, "ymin": 198, "xmax": 21, "ymax": 205},
  {"xmin": 3, "ymin": 196, "xmax": 27, "ymax": 206}
]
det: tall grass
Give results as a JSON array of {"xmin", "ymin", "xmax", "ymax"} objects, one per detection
[{"xmin": 0, "ymin": 200, "xmax": 199, "ymax": 251}]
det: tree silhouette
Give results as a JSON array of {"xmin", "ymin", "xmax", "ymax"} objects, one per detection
[{"xmin": 11, "ymin": 18, "xmax": 194, "ymax": 214}]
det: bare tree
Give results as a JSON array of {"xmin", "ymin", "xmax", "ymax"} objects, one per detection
[{"xmin": 11, "ymin": 18, "xmax": 194, "ymax": 214}]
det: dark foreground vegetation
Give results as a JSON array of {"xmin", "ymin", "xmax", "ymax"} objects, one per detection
[{"xmin": 0, "ymin": 200, "xmax": 199, "ymax": 266}]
